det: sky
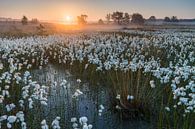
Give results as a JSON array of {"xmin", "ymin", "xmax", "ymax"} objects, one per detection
[{"xmin": 0, "ymin": 0, "xmax": 195, "ymax": 22}]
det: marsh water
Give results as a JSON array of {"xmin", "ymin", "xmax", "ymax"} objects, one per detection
[{"xmin": 30, "ymin": 64, "xmax": 151, "ymax": 129}]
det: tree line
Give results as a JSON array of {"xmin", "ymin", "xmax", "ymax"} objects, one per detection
[
  {"xmin": 20, "ymin": 12, "xmax": 180, "ymax": 26},
  {"xmin": 77, "ymin": 11, "xmax": 180, "ymax": 25},
  {"xmin": 77, "ymin": 12, "xmax": 145, "ymax": 25},
  {"xmin": 21, "ymin": 16, "xmax": 39, "ymax": 25}
]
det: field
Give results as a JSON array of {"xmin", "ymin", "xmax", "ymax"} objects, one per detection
[{"xmin": 0, "ymin": 24, "xmax": 195, "ymax": 129}]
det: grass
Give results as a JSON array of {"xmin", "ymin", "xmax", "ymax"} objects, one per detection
[{"xmin": 0, "ymin": 30, "xmax": 195, "ymax": 129}]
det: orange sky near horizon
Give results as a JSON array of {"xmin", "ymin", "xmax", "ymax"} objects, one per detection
[{"xmin": 0, "ymin": 0, "xmax": 195, "ymax": 23}]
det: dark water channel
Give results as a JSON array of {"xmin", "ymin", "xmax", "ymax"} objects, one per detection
[{"xmin": 31, "ymin": 64, "xmax": 151, "ymax": 129}]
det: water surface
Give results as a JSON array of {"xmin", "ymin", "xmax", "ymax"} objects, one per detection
[{"xmin": 31, "ymin": 64, "xmax": 151, "ymax": 129}]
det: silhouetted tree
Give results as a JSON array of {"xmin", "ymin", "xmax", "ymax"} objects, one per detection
[
  {"xmin": 122, "ymin": 13, "xmax": 130, "ymax": 25},
  {"xmin": 77, "ymin": 14, "xmax": 88, "ymax": 25},
  {"xmin": 164, "ymin": 17, "xmax": 171, "ymax": 22},
  {"xmin": 36, "ymin": 24, "xmax": 45, "ymax": 34},
  {"xmin": 131, "ymin": 13, "xmax": 144, "ymax": 24},
  {"xmin": 148, "ymin": 16, "xmax": 156, "ymax": 21},
  {"xmin": 111, "ymin": 11, "xmax": 123, "ymax": 24},
  {"xmin": 21, "ymin": 16, "xmax": 28, "ymax": 25},
  {"xmin": 98, "ymin": 19, "xmax": 104, "ymax": 24},
  {"xmin": 171, "ymin": 16, "xmax": 179, "ymax": 22},
  {"xmin": 106, "ymin": 13, "xmax": 111, "ymax": 24},
  {"xmin": 31, "ymin": 18, "xmax": 39, "ymax": 24}
]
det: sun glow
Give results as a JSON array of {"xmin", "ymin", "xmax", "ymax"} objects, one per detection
[
  {"xmin": 63, "ymin": 15, "xmax": 73, "ymax": 24},
  {"xmin": 66, "ymin": 16, "xmax": 71, "ymax": 21}
]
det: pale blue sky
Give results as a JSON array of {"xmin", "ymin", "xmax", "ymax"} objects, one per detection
[{"xmin": 0, "ymin": 0, "xmax": 194, "ymax": 21}]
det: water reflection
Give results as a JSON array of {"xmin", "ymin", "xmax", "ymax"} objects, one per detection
[{"xmin": 31, "ymin": 64, "xmax": 150, "ymax": 129}]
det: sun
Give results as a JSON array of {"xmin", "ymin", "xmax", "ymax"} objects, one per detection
[
  {"xmin": 65, "ymin": 16, "xmax": 71, "ymax": 21},
  {"xmin": 63, "ymin": 15, "xmax": 73, "ymax": 24}
]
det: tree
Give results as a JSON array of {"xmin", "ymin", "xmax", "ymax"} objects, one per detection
[
  {"xmin": 36, "ymin": 24, "xmax": 45, "ymax": 34},
  {"xmin": 148, "ymin": 16, "xmax": 156, "ymax": 21},
  {"xmin": 31, "ymin": 18, "xmax": 39, "ymax": 24},
  {"xmin": 122, "ymin": 13, "xmax": 130, "ymax": 25},
  {"xmin": 164, "ymin": 17, "xmax": 171, "ymax": 22},
  {"xmin": 111, "ymin": 11, "xmax": 123, "ymax": 25},
  {"xmin": 131, "ymin": 13, "xmax": 144, "ymax": 24},
  {"xmin": 77, "ymin": 14, "xmax": 88, "ymax": 25},
  {"xmin": 105, "ymin": 13, "xmax": 111, "ymax": 24},
  {"xmin": 171, "ymin": 16, "xmax": 179, "ymax": 22},
  {"xmin": 21, "ymin": 16, "xmax": 28, "ymax": 25},
  {"xmin": 106, "ymin": 13, "xmax": 112, "ymax": 24},
  {"xmin": 98, "ymin": 19, "xmax": 104, "ymax": 25}
]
